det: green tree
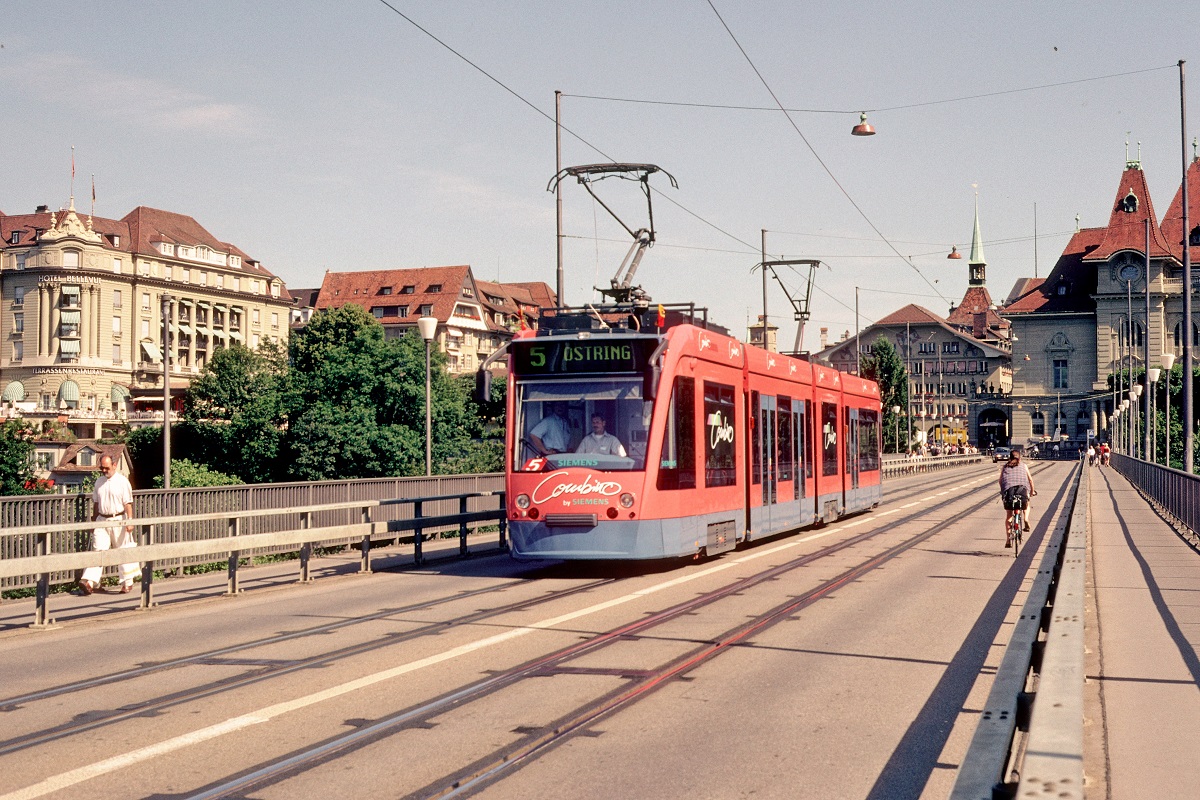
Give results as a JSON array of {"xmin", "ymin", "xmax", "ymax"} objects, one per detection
[
  {"xmin": 0, "ymin": 420, "xmax": 41, "ymax": 495},
  {"xmin": 153, "ymin": 459, "xmax": 244, "ymax": 488},
  {"xmin": 860, "ymin": 336, "xmax": 910, "ymax": 453}
]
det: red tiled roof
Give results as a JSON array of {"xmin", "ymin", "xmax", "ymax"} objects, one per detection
[
  {"xmin": 874, "ymin": 304, "xmax": 947, "ymax": 326},
  {"xmin": 1004, "ymin": 228, "xmax": 1103, "ymax": 314},
  {"xmin": 947, "ymin": 286, "xmax": 1007, "ymax": 329},
  {"xmin": 315, "ymin": 266, "xmax": 476, "ymax": 325},
  {"xmin": 504, "ymin": 281, "xmax": 558, "ymax": 308},
  {"xmin": 1004, "ymin": 278, "xmax": 1045, "ymax": 305},
  {"xmin": 1085, "ymin": 166, "xmax": 1175, "ymax": 262},
  {"xmin": 1159, "ymin": 157, "xmax": 1200, "ymax": 258}
]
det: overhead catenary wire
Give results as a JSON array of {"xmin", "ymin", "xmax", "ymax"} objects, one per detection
[{"xmin": 703, "ymin": 0, "xmax": 951, "ymax": 307}]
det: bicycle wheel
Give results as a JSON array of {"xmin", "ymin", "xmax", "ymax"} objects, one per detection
[{"xmin": 1013, "ymin": 512, "xmax": 1022, "ymax": 556}]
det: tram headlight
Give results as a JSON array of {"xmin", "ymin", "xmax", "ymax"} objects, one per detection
[
  {"xmin": 619, "ymin": 493, "xmax": 635, "ymax": 508},
  {"xmin": 515, "ymin": 494, "xmax": 531, "ymax": 509}
]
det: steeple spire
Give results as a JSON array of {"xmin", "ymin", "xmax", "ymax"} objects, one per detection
[{"xmin": 968, "ymin": 192, "xmax": 987, "ymax": 286}]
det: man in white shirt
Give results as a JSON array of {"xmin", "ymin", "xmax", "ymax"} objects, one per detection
[
  {"xmin": 79, "ymin": 455, "xmax": 138, "ymax": 595},
  {"xmin": 530, "ymin": 402, "xmax": 570, "ymax": 455},
  {"xmin": 576, "ymin": 414, "xmax": 627, "ymax": 457}
]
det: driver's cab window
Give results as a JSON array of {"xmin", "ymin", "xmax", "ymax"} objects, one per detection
[{"xmin": 514, "ymin": 379, "xmax": 650, "ymax": 471}]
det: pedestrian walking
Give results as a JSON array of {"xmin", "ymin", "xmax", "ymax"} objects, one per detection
[{"xmin": 78, "ymin": 455, "xmax": 138, "ymax": 595}]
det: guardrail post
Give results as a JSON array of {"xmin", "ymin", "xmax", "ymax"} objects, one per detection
[
  {"xmin": 459, "ymin": 496, "xmax": 470, "ymax": 557},
  {"xmin": 299, "ymin": 511, "xmax": 313, "ymax": 583},
  {"xmin": 413, "ymin": 500, "xmax": 424, "ymax": 567},
  {"xmin": 32, "ymin": 532, "xmax": 52, "ymax": 628},
  {"xmin": 498, "ymin": 492, "xmax": 508, "ymax": 550},
  {"xmin": 227, "ymin": 516, "xmax": 241, "ymax": 595},
  {"xmin": 139, "ymin": 522, "xmax": 155, "ymax": 610},
  {"xmin": 360, "ymin": 506, "xmax": 372, "ymax": 574}
]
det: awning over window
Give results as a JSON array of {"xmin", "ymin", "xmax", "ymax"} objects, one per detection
[
  {"xmin": 111, "ymin": 384, "xmax": 131, "ymax": 403},
  {"xmin": 195, "ymin": 325, "xmax": 211, "ymax": 337},
  {"xmin": 197, "ymin": 301, "xmax": 211, "ymax": 309},
  {"xmin": 214, "ymin": 304, "xmax": 228, "ymax": 312},
  {"xmin": 176, "ymin": 323, "xmax": 193, "ymax": 335},
  {"xmin": 141, "ymin": 341, "xmax": 162, "ymax": 362},
  {"xmin": 179, "ymin": 298, "xmax": 194, "ymax": 306},
  {"xmin": 57, "ymin": 380, "xmax": 80, "ymax": 403},
  {"xmin": 60, "ymin": 310, "xmax": 81, "ymax": 324},
  {"xmin": 2, "ymin": 381, "xmax": 25, "ymax": 403},
  {"xmin": 60, "ymin": 285, "xmax": 80, "ymax": 298},
  {"xmin": 229, "ymin": 331, "xmax": 244, "ymax": 342},
  {"xmin": 59, "ymin": 339, "xmax": 80, "ymax": 354}
]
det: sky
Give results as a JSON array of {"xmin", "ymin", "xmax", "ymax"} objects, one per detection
[{"xmin": 3, "ymin": 1, "xmax": 1199, "ymax": 351}]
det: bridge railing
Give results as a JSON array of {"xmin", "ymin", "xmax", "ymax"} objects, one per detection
[
  {"xmin": 0, "ymin": 489, "xmax": 509, "ymax": 628},
  {"xmin": 880, "ymin": 453, "xmax": 986, "ymax": 478},
  {"xmin": 0, "ymin": 473, "xmax": 504, "ymax": 593},
  {"xmin": 1110, "ymin": 453, "xmax": 1200, "ymax": 539},
  {"xmin": 951, "ymin": 461, "xmax": 1086, "ymax": 800}
]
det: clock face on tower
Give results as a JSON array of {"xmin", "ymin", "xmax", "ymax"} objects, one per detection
[{"xmin": 1111, "ymin": 253, "xmax": 1143, "ymax": 284}]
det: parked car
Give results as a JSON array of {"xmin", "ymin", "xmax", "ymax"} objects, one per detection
[{"xmin": 992, "ymin": 446, "xmax": 1011, "ymax": 463}]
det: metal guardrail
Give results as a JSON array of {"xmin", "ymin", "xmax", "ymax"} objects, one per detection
[
  {"xmin": 880, "ymin": 453, "xmax": 986, "ymax": 478},
  {"xmin": 0, "ymin": 473, "xmax": 505, "ymax": 592},
  {"xmin": 1110, "ymin": 453, "xmax": 1200, "ymax": 540},
  {"xmin": 951, "ymin": 461, "xmax": 1086, "ymax": 800},
  {"xmin": 0, "ymin": 490, "xmax": 508, "ymax": 628}
]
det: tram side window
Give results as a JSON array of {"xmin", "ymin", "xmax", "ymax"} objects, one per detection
[
  {"xmin": 751, "ymin": 390, "xmax": 761, "ymax": 486},
  {"xmin": 844, "ymin": 407, "xmax": 855, "ymax": 471},
  {"xmin": 778, "ymin": 397, "xmax": 793, "ymax": 482},
  {"xmin": 821, "ymin": 402, "xmax": 839, "ymax": 477},
  {"xmin": 704, "ymin": 381, "xmax": 737, "ymax": 487},
  {"xmin": 858, "ymin": 409, "xmax": 880, "ymax": 471},
  {"xmin": 800, "ymin": 401, "xmax": 812, "ymax": 480},
  {"xmin": 657, "ymin": 376, "xmax": 696, "ymax": 490}
]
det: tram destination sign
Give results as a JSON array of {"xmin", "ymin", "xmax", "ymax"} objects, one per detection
[{"xmin": 513, "ymin": 337, "xmax": 658, "ymax": 375}]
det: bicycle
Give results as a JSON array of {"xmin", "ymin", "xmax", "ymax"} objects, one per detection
[{"xmin": 1007, "ymin": 506, "xmax": 1023, "ymax": 555}]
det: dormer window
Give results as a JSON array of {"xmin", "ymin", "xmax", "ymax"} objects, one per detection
[
  {"xmin": 401, "ymin": 285, "xmax": 415, "ymax": 294},
  {"xmin": 160, "ymin": 242, "xmax": 174, "ymax": 256},
  {"xmin": 1119, "ymin": 190, "xmax": 1139, "ymax": 213},
  {"xmin": 1057, "ymin": 284, "xmax": 1068, "ymax": 295},
  {"xmin": 112, "ymin": 234, "xmax": 120, "ymax": 247},
  {"xmin": 1189, "ymin": 225, "xmax": 1200, "ymax": 247},
  {"xmin": 63, "ymin": 250, "xmax": 80, "ymax": 268},
  {"xmin": 9, "ymin": 231, "xmax": 20, "ymax": 245},
  {"xmin": 427, "ymin": 284, "xmax": 442, "ymax": 293},
  {"xmin": 379, "ymin": 286, "xmax": 393, "ymax": 295}
]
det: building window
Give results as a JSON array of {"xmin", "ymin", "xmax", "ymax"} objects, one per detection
[
  {"xmin": 112, "ymin": 343, "xmax": 122, "ymax": 364},
  {"xmin": 270, "ymin": 312, "xmax": 279, "ymax": 330},
  {"xmin": 12, "ymin": 341, "xmax": 23, "ymax": 361},
  {"xmin": 1053, "ymin": 359, "xmax": 1069, "ymax": 389},
  {"xmin": 36, "ymin": 452, "xmax": 53, "ymax": 471},
  {"xmin": 16, "ymin": 254, "xmax": 26, "ymax": 270},
  {"xmin": 233, "ymin": 277, "xmax": 240, "ymax": 292},
  {"xmin": 918, "ymin": 341, "xmax": 935, "ymax": 354},
  {"xmin": 216, "ymin": 273, "xmax": 224, "ymax": 288},
  {"xmin": 462, "ymin": 286, "xmax": 474, "ymax": 298},
  {"xmin": 112, "ymin": 316, "xmax": 121, "ymax": 335},
  {"xmin": 401, "ymin": 285, "xmax": 415, "ymax": 294},
  {"xmin": 251, "ymin": 334, "xmax": 260, "ymax": 349},
  {"xmin": 1031, "ymin": 412, "xmax": 1045, "ymax": 436},
  {"xmin": 14, "ymin": 287, "xmax": 24, "ymax": 305},
  {"xmin": 113, "ymin": 258, "xmax": 122, "ymax": 273},
  {"xmin": 942, "ymin": 341, "xmax": 960, "ymax": 354},
  {"xmin": 379, "ymin": 286, "xmax": 393, "ymax": 295},
  {"xmin": 111, "ymin": 289, "xmax": 122, "ymax": 310},
  {"xmin": 396, "ymin": 306, "xmax": 409, "ymax": 318},
  {"xmin": 252, "ymin": 308, "xmax": 260, "ymax": 326},
  {"xmin": 9, "ymin": 231, "xmax": 18, "ymax": 245},
  {"xmin": 427, "ymin": 284, "xmax": 442, "ymax": 293},
  {"xmin": 141, "ymin": 320, "xmax": 150, "ymax": 338},
  {"xmin": 63, "ymin": 250, "xmax": 80, "ymax": 268},
  {"xmin": 13, "ymin": 313, "xmax": 23, "ymax": 334},
  {"xmin": 418, "ymin": 304, "xmax": 433, "ymax": 316}
]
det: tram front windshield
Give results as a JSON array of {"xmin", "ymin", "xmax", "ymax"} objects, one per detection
[{"xmin": 514, "ymin": 378, "xmax": 651, "ymax": 471}]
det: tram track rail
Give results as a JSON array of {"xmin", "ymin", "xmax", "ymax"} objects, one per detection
[
  {"xmin": 181, "ymin": 463, "xmax": 1055, "ymax": 800},
  {"xmin": 0, "ymin": 577, "xmax": 616, "ymax": 755}
]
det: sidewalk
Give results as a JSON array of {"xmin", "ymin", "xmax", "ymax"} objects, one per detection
[{"xmin": 1085, "ymin": 466, "xmax": 1200, "ymax": 798}]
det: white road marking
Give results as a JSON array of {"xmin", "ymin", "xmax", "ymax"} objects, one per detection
[{"xmin": 2, "ymin": 470, "xmax": 1004, "ymax": 799}]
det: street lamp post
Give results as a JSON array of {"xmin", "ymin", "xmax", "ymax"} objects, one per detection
[
  {"xmin": 1132, "ymin": 385, "xmax": 1144, "ymax": 459},
  {"xmin": 891, "ymin": 405, "xmax": 901, "ymax": 454},
  {"xmin": 1148, "ymin": 367, "xmax": 1161, "ymax": 463},
  {"xmin": 417, "ymin": 317, "xmax": 439, "ymax": 477},
  {"xmin": 161, "ymin": 294, "xmax": 174, "ymax": 489},
  {"xmin": 1121, "ymin": 399, "xmax": 1130, "ymax": 454},
  {"xmin": 1163, "ymin": 352, "xmax": 1176, "ymax": 467}
]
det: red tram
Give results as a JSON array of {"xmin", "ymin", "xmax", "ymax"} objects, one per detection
[{"xmin": 500, "ymin": 316, "xmax": 882, "ymax": 560}]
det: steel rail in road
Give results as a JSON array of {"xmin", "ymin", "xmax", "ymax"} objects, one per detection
[
  {"xmin": 0, "ymin": 577, "xmax": 618, "ymax": 756},
  {"xmin": 950, "ymin": 462, "xmax": 1086, "ymax": 800},
  {"xmin": 181, "ymin": 467, "xmax": 1046, "ymax": 800}
]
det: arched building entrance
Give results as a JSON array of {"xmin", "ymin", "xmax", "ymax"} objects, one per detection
[{"xmin": 977, "ymin": 408, "xmax": 1009, "ymax": 448}]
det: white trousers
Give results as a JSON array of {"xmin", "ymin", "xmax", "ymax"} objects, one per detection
[{"xmin": 81, "ymin": 520, "xmax": 139, "ymax": 586}]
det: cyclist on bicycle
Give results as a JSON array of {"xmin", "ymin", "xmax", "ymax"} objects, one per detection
[{"xmin": 999, "ymin": 450, "xmax": 1036, "ymax": 546}]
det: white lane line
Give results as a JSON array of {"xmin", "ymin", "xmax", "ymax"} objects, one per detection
[{"xmin": 4, "ymin": 472, "xmax": 1006, "ymax": 800}]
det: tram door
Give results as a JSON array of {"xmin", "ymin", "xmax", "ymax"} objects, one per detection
[
  {"xmin": 845, "ymin": 407, "xmax": 861, "ymax": 494},
  {"xmin": 759, "ymin": 395, "xmax": 778, "ymax": 525}
]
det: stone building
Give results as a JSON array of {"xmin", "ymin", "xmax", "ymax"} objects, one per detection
[
  {"xmin": 818, "ymin": 201, "xmax": 1013, "ymax": 448},
  {"xmin": 0, "ymin": 199, "xmax": 292, "ymax": 439},
  {"xmin": 1003, "ymin": 150, "xmax": 1200, "ymax": 449}
]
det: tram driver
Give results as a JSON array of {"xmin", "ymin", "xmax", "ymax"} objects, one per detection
[
  {"xmin": 530, "ymin": 402, "xmax": 571, "ymax": 456},
  {"xmin": 576, "ymin": 414, "xmax": 627, "ymax": 458}
]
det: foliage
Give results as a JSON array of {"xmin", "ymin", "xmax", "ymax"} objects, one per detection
[
  {"xmin": 0, "ymin": 420, "xmax": 42, "ymax": 495},
  {"xmin": 860, "ymin": 336, "xmax": 910, "ymax": 453},
  {"xmin": 34, "ymin": 420, "xmax": 77, "ymax": 443},
  {"xmin": 153, "ymin": 459, "xmax": 244, "ymax": 488}
]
